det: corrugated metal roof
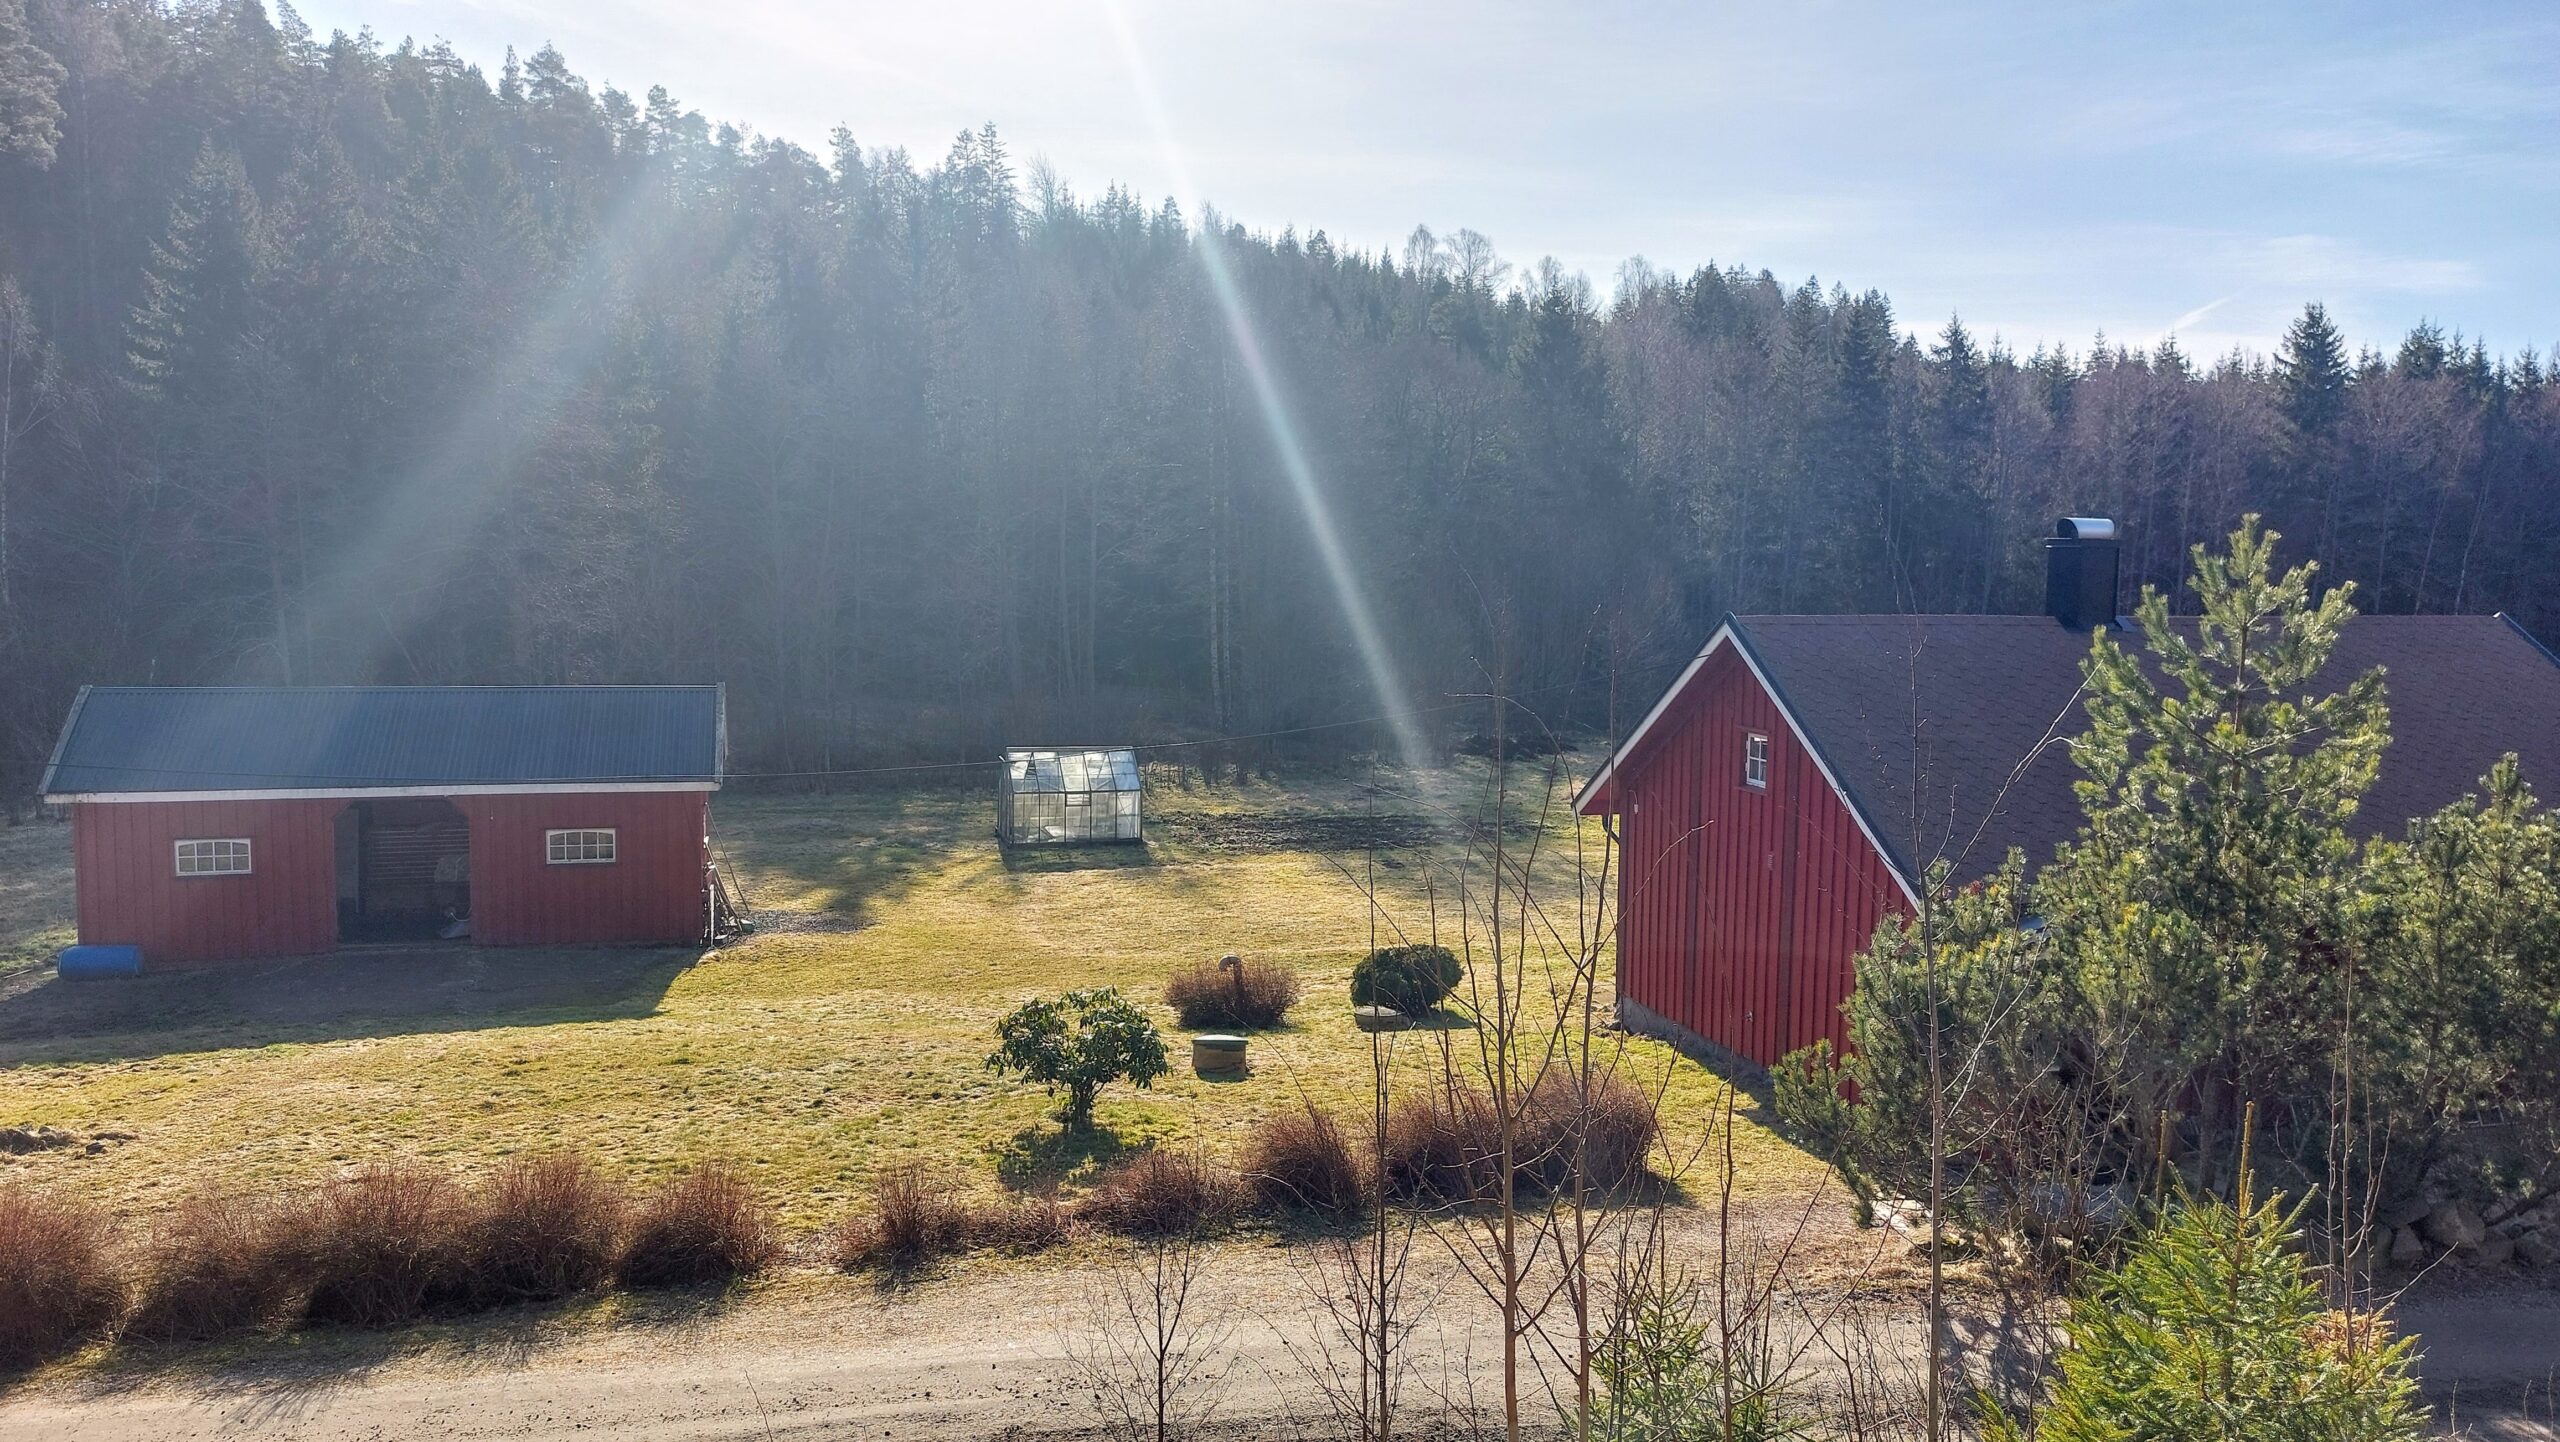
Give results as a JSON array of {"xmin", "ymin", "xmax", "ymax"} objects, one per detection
[{"xmin": 42, "ymin": 686, "xmax": 725, "ymax": 796}]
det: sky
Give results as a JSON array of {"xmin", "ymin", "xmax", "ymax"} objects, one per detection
[{"xmin": 289, "ymin": 0, "xmax": 2559, "ymax": 360}]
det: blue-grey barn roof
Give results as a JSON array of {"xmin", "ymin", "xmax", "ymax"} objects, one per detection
[{"xmin": 42, "ymin": 686, "xmax": 725, "ymax": 797}]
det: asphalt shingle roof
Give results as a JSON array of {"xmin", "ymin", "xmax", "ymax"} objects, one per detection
[
  {"xmin": 42, "ymin": 686, "xmax": 724, "ymax": 796},
  {"xmin": 1650, "ymin": 613, "xmax": 2560, "ymax": 886}
]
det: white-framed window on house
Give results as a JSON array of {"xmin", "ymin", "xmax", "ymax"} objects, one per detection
[
  {"xmin": 545, "ymin": 828, "xmax": 618, "ymax": 865},
  {"xmin": 1743, "ymin": 732, "xmax": 1771, "ymax": 790},
  {"xmin": 174, "ymin": 838, "xmax": 253, "ymax": 876}
]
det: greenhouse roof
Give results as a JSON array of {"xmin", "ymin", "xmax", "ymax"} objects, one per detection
[{"xmin": 1001, "ymin": 747, "xmax": 1141, "ymax": 793}]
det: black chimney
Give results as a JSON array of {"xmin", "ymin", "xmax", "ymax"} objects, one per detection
[{"xmin": 2044, "ymin": 517, "xmax": 2120, "ymax": 629}]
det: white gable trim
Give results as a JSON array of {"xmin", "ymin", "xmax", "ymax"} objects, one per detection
[
  {"xmin": 1577, "ymin": 620, "xmax": 1922, "ymax": 908},
  {"xmin": 50, "ymin": 781, "xmax": 720, "ymax": 804}
]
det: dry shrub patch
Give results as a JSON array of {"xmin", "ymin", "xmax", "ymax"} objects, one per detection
[
  {"xmin": 1533, "ymin": 1071, "xmax": 1658, "ymax": 1192},
  {"xmin": 970, "ymin": 1194, "xmax": 1075, "ymax": 1254},
  {"xmin": 618, "ymin": 1163, "xmax": 780, "ymax": 1289},
  {"xmin": 0, "ymin": 1184, "xmax": 128, "ymax": 1367},
  {"xmin": 834, "ymin": 1165, "xmax": 969, "ymax": 1273},
  {"xmin": 463, "ymin": 1152, "xmax": 628, "ymax": 1305},
  {"xmin": 125, "ymin": 1189, "xmax": 312, "ymax": 1343},
  {"xmin": 301, "ymin": 1164, "xmax": 470, "ymax": 1329},
  {"xmin": 1164, "ymin": 957, "xmax": 1302, "ymax": 1029},
  {"xmin": 1381, "ymin": 1093, "xmax": 1498, "ymax": 1205},
  {"xmin": 1082, "ymin": 1148, "xmax": 1247, "ymax": 1238},
  {"xmin": 1382, "ymin": 1075, "xmax": 1658, "ymax": 1206},
  {"xmin": 1245, "ymin": 1108, "xmax": 1369, "ymax": 1217}
]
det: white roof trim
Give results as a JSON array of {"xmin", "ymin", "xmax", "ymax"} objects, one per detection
[
  {"xmin": 1576, "ymin": 621, "xmax": 1922, "ymax": 908},
  {"xmin": 49, "ymin": 781, "xmax": 720, "ymax": 803}
]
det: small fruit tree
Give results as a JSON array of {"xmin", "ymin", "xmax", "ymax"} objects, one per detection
[
  {"xmin": 987, "ymin": 988, "xmax": 1171, "ymax": 1129},
  {"xmin": 1351, "ymin": 943, "xmax": 1463, "ymax": 1018}
]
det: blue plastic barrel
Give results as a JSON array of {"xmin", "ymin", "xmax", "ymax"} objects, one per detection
[{"xmin": 57, "ymin": 945, "xmax": 143, "ymax": 978}]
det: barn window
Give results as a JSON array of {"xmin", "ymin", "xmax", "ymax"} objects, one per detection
[
  {"xmin": 174, "ymin": 838, "xmax": 253, "ymax": 876},
  {"xmin": 1743, "ymin": 732, "xmax": 1770, "ymax": 789},
  {"xmin": 545, "ymin": 828, "xmax": 618, "ymax": 865}
]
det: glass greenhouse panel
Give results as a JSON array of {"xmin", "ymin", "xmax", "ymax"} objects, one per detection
[{"xmin": 998, "ymin": 747, "xmax": 1145, "ymax": 846}]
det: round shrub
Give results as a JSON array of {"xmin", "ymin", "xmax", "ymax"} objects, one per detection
[{"xmin": 1351, "ymin": 944, "xmax": 1463, "ymax": 1018}]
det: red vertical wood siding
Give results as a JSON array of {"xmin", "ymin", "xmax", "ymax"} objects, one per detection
[
  {"xmin": 1611, "ymin": 647, "xmax": 1907, "ymax": 1066},
  {"xmin": 72, "ymin": 799, "xmax": 343, "ymax": 964},
  {"xmin": 464, "ymin": 791, "xmax": 709, "ymax": 946},
  {"xmin": 71, "ymin": 790, "xmax": 711, "ymax": 963}
]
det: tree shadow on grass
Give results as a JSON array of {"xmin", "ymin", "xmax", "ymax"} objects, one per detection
[
  {"xmin": 0, "ymin": 945, "xmax": 702, "ymax": 1066},
  {"xmin": 994, "ymin": 1121, "xmax": 1133, "ymax": 1193},
  {"xmin": 996, "ymin": 842, "xmax": 1159, "ymax": 875}
]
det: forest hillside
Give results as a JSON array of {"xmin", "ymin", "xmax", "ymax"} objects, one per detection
[{"xmin": 1, "ymin": 0, "xmax": 2555, "ymax": 787}]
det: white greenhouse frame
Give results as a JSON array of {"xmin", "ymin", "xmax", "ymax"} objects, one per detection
[{"xmin": 997, "ymin": 747, "xmax": 1144, "ymax": 846}]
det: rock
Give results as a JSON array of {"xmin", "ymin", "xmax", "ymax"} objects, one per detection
[
  {"xmin": 2486, "ymin": 1196, "xmax": 2519, "ymax": 1226},
  {"xmin": 2423, "ymin": 1201, "xmax": 2488, "ymax": 1252},
  {"xmin": 2518, "ymin": 1230, "xmax": 2560, "ymax": 1268},
  {"xmin": 2379, "ymin": 1195, "xmax": 2438, "ymax": 1231},
  {"xmin": 2475, "ymin": 1230, "xmax": 2516, "ymax": 1266},
  {"xmin": 2389, "ymin": 1226, "xmax": 2426, "ymax": 1265},
  {"xmin": 82, "ymin": 1139, "xmax": 105, "ymax": 1155},
  {"xmin": 1351, "ymin": 1005, "xmax": 1411, "ymax": 1033}
]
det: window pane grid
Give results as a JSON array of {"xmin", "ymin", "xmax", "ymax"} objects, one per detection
[
  {"xmin": 546, "ymin": 828, "xmax": 618, "ymax": 865},
  {"xmin": 175, "ymin": 838, "xmax": 252, "ymax": 876},
  {"xmin": 1744, "ymin": 733, "xmax": 1770, "ymax": 789}
]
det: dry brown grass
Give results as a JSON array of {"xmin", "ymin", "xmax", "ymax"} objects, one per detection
[
  {"xmin": 0, "ymin": 1183, "xmax": 127, "ymax": 1366},
  {"xmin": 462, "ymin": 1152, "xmax": 628, "ymax": 1305},
  {"xmin": 617, "ymin": 1162, "xmax": 781, "ymax": 1289},
  {"xmin": 1163, "ymin": 956, "xmax": 1302, "ymax": 1030},
  {"xmin": 1081, "ymin": 1147, "xmax": 1249, "ymax": 1238},
  {"xmin": 1244, "ymin": 1107, "xmax": 1369, "ymax": 1217},
  {"xmin": 301, "ymin": 1164, "xmax": 470, "ymax": 1330},
  {"xmin": 124, "ymin": 1189, "xmax": 312, "ymax": 1343}
]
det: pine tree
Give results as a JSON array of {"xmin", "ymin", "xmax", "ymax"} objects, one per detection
[
  {"xmin": 2045, "ymin": 517, "xmax": 2389, "ymax": 1186},
  {"xmin": 1985, "ymin": 1170, "xmax": 2424, "ymax": 1442},
  {"xmin": 2276, "ymin": 302, "xmax": 2350, "ymax": 438},
  {"xmin": 0, "ymin": 0, "xmax": 63, "ymax": 168}
]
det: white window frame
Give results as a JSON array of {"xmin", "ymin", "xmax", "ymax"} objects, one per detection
[
  {"xmin": 545, "ymin": 828, "xmax": 619, "ymax": 866},
  {"xmin": 174, "ymin": 838, "xmax": 253, "ymax": 877},
  {"xmin": 1743, "ymin": 732, "xmax": 1770, "ymax": 790}
]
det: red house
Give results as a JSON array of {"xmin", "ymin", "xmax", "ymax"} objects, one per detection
[
  {"xmin": 1577, "ymin": 519, "xmax": 2560, "ymax": 1069},
  {"xmin": 41, "ymin": 686, "xmax": 726, "ymax": 966}
]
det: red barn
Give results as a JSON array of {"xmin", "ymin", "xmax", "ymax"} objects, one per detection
[
  {"xmin": 41, "ymin": 686, "xmax": 726, "ymax": 966},
  {"xmin": 1578, "ymin": 519, "xmax": 2560, "ymax": 1069}
]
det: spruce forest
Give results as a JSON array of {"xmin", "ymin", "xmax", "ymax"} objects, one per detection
[{"xmin": 2, "ymin": 0, "xmax": 2557, "ymax": 789}]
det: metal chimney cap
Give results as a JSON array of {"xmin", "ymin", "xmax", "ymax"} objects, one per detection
[{"xmin": 2052, "ymin": 516, "xmax": 2118, "ymax": 542}]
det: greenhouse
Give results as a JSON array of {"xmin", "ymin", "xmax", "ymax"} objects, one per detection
[{"xmin": 997, "ymin": 747, "xmax": 1145, "ymax": 846}]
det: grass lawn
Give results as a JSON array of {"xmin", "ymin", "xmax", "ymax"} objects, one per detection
[{"xmin": 0, "ymin": 761, "xmax": 1817, "ymax": 1228}]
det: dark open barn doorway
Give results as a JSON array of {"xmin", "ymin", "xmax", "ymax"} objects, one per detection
[{"xmin": 336, "ymin": 798, "xmax": 472, "ymax": 943}]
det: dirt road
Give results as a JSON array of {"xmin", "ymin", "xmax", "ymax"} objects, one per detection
[{"xmin": 2, "ymin": 1236, "xmax": 2551, "ymax": 1440}]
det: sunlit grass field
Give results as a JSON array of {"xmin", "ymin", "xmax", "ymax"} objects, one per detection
[{"xmin": 0, "ymin": 761, "xmax": 1815, "ymax": 1228}]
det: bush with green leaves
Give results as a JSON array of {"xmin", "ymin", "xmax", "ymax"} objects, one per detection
[
  {"xmin": 1981, "ymin": 1181, "xmax": 2423, "ymax": 1442},
  {"xmin": 1350, "ymin": 943, "xmax": 1463, "ymax": 1017},
  {"xmin": 986, "ymin": 988, "xmax": 1171, "ymax": 1128},
  {"xmin": 1778, "ymin": 519, "xmax": 2560, "ymax": 1221}
]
